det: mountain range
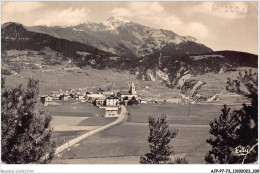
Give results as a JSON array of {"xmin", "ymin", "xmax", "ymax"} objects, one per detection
[
  {"xmin": 25, "ymin": 17, "xmax": 213, "ymax": 58},
  {"xmin": 1, "ymin": 17, "xmax": 258, "ymax": 101}
]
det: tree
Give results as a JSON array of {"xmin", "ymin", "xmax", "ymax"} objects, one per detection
[
  {"xmin": 127, "ymin": 96, "xmax": 139, "ymax": 106},
  {"xmin": 205, "ymin": 70, "xmax": 258, "ymax": 164},
  {"xmin": 174, "ymin": 157, "xmax": 188, "ymax": 164},
  {"xmin": 116, "ymin": 92, "xmax": 121, "ymax": 98},
  {"xmin": 1, "ymin": 76, "xmax": 6, "ymax": 89},
  {"xmin": 1, "ymin": 78, "xmax": 55, "ymax": 164},
  {"xmin": 59, "ymin": 94, "xmax": 65, "ymax": 100},
  {"xmin": 140, "ymin": 115, "xmax": 178, "ymax": 164},
  {"xmin": 92, "ymin": 99, "xmax": 97, "ymax": 106}
]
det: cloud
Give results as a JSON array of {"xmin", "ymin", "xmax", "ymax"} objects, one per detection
[
  {"xmin": 34, "ymin": 7, "xmax": 90, "ymax": 26},
  {"xmin": 154, "ymin": 15, "xmax": 209, "ymax": 39},
  {"xmin": 128, "ymin": 2, "xmax": 164, "ymax": 17},
  {"xmin": 111, "ymin": 8, "xmax": 133, "ymax": 17},
  {"xmin": 110, "ymin": 2, "xmax": 164, "ymax": 18},
  {"xmin": 133, "ymin": 12, "xmax": 208, "ymax": 40},
  {"xmin": 190, "ymin": 2, "xmax": 249, "ymax": 19},
  {"xmin": 109, "ymin": 2, "xmax": 209, "ymax": 40},
  {"xmin": 2, "ymin": 2, "xmax": 45, "ymax": 14},
  {"xmin": 154, "ymin": 15, "xmax": 183, "ymax": 28},
  {"xmin": 184, "ymin": 22, "xmax": 209, "ymax": 39}
]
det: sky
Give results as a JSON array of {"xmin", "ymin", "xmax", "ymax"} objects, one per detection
[{"xmin": 1, "ymin": 1, "xmax": 258, "ymax": 54}]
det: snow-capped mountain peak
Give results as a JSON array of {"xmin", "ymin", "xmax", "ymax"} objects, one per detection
[
  {"xmin": 184, "ymin": 36, "xmax": 201, "ymax": 44},
  {"xmin": 26, "ymin": 17, "xmax": 212, "ymax": 57},
  {"xmin": 102, "ymin": 17, "xmax": 129, "ymax": 30}
]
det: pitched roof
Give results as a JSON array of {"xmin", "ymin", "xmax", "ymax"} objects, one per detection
[
  {"xmin": 106, "ymin": 96, "xmax": 119, "ymax": 99},
  {"xmin": 120, "ymin": 90, "xmax": 130, "ymax": 95}
]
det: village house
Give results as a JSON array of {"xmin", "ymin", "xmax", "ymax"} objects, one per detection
[
  {"xmin": 74, "ymin": 94, "xmax": 79, "ymax": 100},
  {"xmin": 139, "ymin": 99, "xmax": 147, "ymax": 104},
  {"xmin": 147, "ymin": 98, "xmax": 155, "ymax": 103},
  {"xmin": 166, "ymin": 98, "xmax": 181, "ymax": 104},
  {"xmin": 46, "ymin": 96, "xmax": 52, "ymax": 102},
  {"xmin": 63, "ymin": 95, "xmax": 69, "ymax": 101},
  {"xmin": 40, "ymin": 95, "xmax": 47, "ymax": 104},
  {"xmin": 106, "ymin": 96, "xmax": 119, "ymax": 107},
  {"xmin": 96, "ymin": 97, "xmax": 106, "ymax": 107},
  {"xmin": 105, "ymin": 107, "xmax": 119, "ymax": 117},
  {"xmin": 51, "ymin": 91, "xmax": 61, "ymax": 97},
  {"xmin": 51, "ymin": 91, "xmax": 61, "ymax": 100},
  {"xmin": 52, "ymin": 96, "xmax": 60, "ymax": 101},
  {"xmin": 64, "ymin": 90, "xmax": 70, "ymax": 96},
  {"xmin": 74, "ymin": 89, "xmax": 83, "ymax": 95},
  {"xmin": 40, "ymin": 95, "xmax": 52, "ymax": 104},
  {"xmin": 154, "ymin": 99, "xmax": 165, "ymax": 104},
  {"xmin": 102, "ymin": 91, "xmax": 114, "ymax": 96},
  {"xmin": 86, "ymin": 93, "xmax": 106, "ymax": 102},
  {"xmin": 79, "ymin": 95, "xmax": 85, "ymax": 101},
  {"xmin": 73, "ymin": 94, "xmax": 85, "ymax": 101}
]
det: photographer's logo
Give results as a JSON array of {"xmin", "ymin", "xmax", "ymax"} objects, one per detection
[{"xmin": 235, "ymin": 145, "xmax": 249, "ymax": 156}]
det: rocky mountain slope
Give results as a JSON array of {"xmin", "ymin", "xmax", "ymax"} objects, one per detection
[
  {"xmin": 27, "ymin": 17, "xmax": 212, "ymax": 58},
  {"xmin": 2, "ymin": 22, "xmax": 114, "ymax": 59},
  {"xmin": 1, "ymin": 21, "xmax": 258, "ymax": 103}
]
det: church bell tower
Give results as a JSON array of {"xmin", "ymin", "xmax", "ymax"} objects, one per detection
[{"xmin": 130, "ymin": 82, "xmax": 136, "ymax": 95}]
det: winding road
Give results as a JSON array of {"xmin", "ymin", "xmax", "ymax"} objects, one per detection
[{"xmin": 55, "ymin": 105, "xmax": 127, "ymax": 155}]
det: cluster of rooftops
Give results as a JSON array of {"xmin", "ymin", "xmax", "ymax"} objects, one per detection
[
  {"xmin": 40, "ymin": 82, "xmax": 142, "ymax": 105},
  {"xmin": 40, "ymin": 82, "xmax": 183, "ymax": 116}
]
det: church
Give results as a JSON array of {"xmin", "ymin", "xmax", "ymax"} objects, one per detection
[{"xmin": 118, "ymin": 82, "xmax": 138, "ymax": 99}]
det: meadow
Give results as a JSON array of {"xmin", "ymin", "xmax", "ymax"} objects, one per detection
[
  {"xmin": 40, "ymin": 102, "xmax": 116, "ymax": 149},
  {"xmin": 54, "ymin": 102, "xmax": 244, "ymax": 164},
  {"xmin": 40, "ymin": 102, "xmax": 105, "ymax": 117},
  {"xmin": 53, "ymin": 130, "xmax": 88, "ymax": 147}
]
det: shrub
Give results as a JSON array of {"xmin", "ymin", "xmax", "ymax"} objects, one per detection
[{"xmin": 1, "ymin": 68, "xmax": 12, "ymax": 75}]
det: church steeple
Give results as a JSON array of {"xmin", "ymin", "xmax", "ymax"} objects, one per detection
[{"xmin": 130, "ymin": 82, "xmax": 136, "ymax": 95}]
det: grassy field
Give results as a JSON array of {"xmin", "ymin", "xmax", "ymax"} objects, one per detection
[
  {"xmin": 40, "ymin": 102, "xmax": 105, "ymax": 117},
  {"xmin": 53, "ymin": 130, "xmax": 88, "ymax": 147},
  {"xmin": 78, "ymin": 117, "xmax": 117, "ymax": 126},
  {"xmin": 54, "ymin": 103, "xmax": 238, "ymax": 164},
  {"xmin": 127, "ymin": 103, "xmax": 224, "ymax": 125},
  {"xmin": 52, "ymin": 116, "xmax": 89, "ymax": 126},
  {"xmin": 56, "ymin": 122, "xmax": 210, "ymax": 163},
  {"xmin": 40, "ymin": 102, "xmax": 115, "ymax": 148}
]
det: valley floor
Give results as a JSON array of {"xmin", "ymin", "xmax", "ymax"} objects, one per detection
[
  {"xmin": 2, "ymin": 56, "xmax": 253, "ymax": 164},
  {"xmin": 51, "ymin": 103, "xmax": 245, "ymax": 164}
]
